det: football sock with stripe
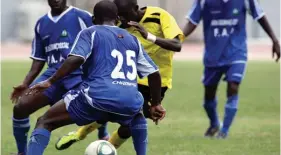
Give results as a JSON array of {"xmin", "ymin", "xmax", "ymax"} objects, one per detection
[
  {"xmin": 13, "ymin": 117, "xmax": 30, "ymax": 154},
  {"xmin": 222, "ymin": 95, "xmax": 239, "ymax": 134},
  {"xmin": 203, "ymin": 98, "xmax": 219, "ymax": 127},
  {"xmin": 27, "ymin": 128, "xmax": 50, "ymax": 155}
]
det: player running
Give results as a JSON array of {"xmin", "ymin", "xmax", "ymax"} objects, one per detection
[
  {"xmin": 55, "ymin": 0, "xmax": 185, "ymax": 150},
  {"xmin": 25, "ymin": 1, "xmax": 165, "ymax": 155},
  {"xmin": 183, "ymin": 0, "xmax": 280, "ymax": 138},
  {"xmin": 10, "ymin": 0, "xmax": 107, "ymax": 154}
]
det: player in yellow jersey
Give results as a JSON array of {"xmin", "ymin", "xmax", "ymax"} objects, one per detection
[{"xmin": 55, "ymin": 0, "xmax": 184, "ymax": 151}]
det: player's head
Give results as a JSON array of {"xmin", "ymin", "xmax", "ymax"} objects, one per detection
[
  {"xmin": 92, "ymin": 0, "xmax": 118, "ymax": 25},
  {"xmin": 48, "ymin": 0, "xmax": 67, "ymax": 11},
  {"xmin": 114, "ymin": 0, "xmax": 140, "ymax": 23}
]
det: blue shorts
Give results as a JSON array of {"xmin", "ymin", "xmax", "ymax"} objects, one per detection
[
  {"xmin": 202, "ymin": 63, "xmax": 246, "ymax": 86},
  {"xmin": 64, "ymin": 90, "xmax": 138, "ymax": 126},
  {"xmin": 31, "ymin": 72, "xmax": 82, "ymax": 105}
]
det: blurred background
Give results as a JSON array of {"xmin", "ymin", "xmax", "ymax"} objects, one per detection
[
  {"xmin": 2, "ymin": 0, "xmax": 280, "ymax": 60},
  {"xmin": 1, "ymin": 0, "xmax": 280, "ymax": 43}
]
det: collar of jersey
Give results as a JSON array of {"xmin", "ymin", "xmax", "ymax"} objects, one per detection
[{"xmin": 47, "ymin": 6, "xmax": 73, "ymax": 23}]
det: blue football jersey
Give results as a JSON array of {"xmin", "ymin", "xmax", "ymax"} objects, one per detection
[
  {"xmin": 187, "ymin": 0, "xmax": 265, "ymax": 67},
  {"xmin": 69, "ymin": 25, "xmax": 158, "ymax": 116},
  {"xmin": 30, "ymin": 6, "xmax": 93, "ymax": 75}
]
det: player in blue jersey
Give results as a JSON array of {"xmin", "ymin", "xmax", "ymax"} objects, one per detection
[
  {"xmin": 25, "ymin": 1, "xmax": 165, "ymax": 155},
  {"xmin": 183, "ymin": 0, "xmax": 280, "ymax": 138},
  {"xmin": 9, "ymin": 0, "xmax": 108, "ymax": 154}
]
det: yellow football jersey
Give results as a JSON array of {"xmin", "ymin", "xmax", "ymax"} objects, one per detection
[{"xmin": 123, "ymin": 7, "xmax": 184, "ymax": 88}]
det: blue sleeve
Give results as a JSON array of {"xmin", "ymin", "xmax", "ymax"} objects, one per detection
[
  {"xmin": 186, "ymin": 0, "xmax": 202, "ymax": 25},
  {"xmin": 30, "ymin": 20, "xmax": 46, "ymax": 61},
  {"xmin": 76, "ymin": 9, "xmax": 93, "ymax": 29},
  {"xmin": 69, "ymin": 29, "xmax": 96, "ymax": 61},
  {"xmin": 135, "ymin": 39, "xmax": 159, "ymax": 78},
  {"xmin": 246, "ymin": 0, "xmax": 265, "ymax": 20}
]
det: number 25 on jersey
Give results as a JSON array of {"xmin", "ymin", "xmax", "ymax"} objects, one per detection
[{"xmin": 111, "ymin": 49, "xmax": 137, "ymax": 81}]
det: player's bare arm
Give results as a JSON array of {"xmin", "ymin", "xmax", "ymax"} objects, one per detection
[
  {"xmin": 183, "ymin": 21, "xmax": 197, "ymax": 37},
  {"xmin": 147, "ymin": 71, "xmax": 166, "ymax": 124},
  {"xmin": 28, "ymin": 56, "xmax": 84, "ymax": 94},
  {"xmin": 257, "ymin": 16, "xmax": 280, "ymax": 62},
  {"xmin": 10, "ymin": 60, "xmax": 45, "ymax": 103},
  {"xmin": 128, "ymin": 21, "xmax": 182, "ymax": 52}
]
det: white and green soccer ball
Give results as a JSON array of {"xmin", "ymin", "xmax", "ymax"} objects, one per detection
[{"xmin": 85, "ymin": 140, "xmax": 117, "ymax": 155}]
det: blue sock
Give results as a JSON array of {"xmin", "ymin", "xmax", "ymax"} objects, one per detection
[
  {"xmin": 13, "ymin": 117, "xmax": 30, "ymax": 154},
  {"xmin": 98, "ymin": 123, "xmax": 109, "ymax": 139},
  {"xmin": 203, "ymin": 98, "xmax": 219, "ymax": 127},
  {"xmin": 27, "ymin": 128, "xmax": 50, "ymax": 155},
  {"xmin": 221, "ymin": 95, "xmax": 239, "ymax": 134},
  {"xmin": 131, "ymin": 114, "xmax": 148, "ymax": 155}
]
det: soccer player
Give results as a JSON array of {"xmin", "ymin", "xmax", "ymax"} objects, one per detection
[
  {"xmin": 54, "ymin": 0, "xmax": 185, "ymax": 150},
  {"xmin": 10, "ymin": 0, "xmax": 107, "ymax": 154},
  {"xmin": 183, "ymin": 0, "xmax": 280, "ymax": 138},
  {"xmin": 25, "ymin": 1, "xmax": 165, "ymax": 155}
]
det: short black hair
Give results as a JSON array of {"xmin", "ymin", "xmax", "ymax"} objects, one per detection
[
  {"xmin": 93, "ymin": 0, "xmax": 118, "ymax": 21},
  {"xmin": 114, "ymin": 0, "xmax": 137, "ymax": 8}
]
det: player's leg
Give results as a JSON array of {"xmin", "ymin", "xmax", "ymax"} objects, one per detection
[
  {"xmin": 109, "ymin": 85, "xmax": 166, "ymax": 149},
  {"xmin": 130, "ymin": 113, "xmax": 148, "ymax": 155},
  {"xmin": 12, "ymin": 74, "xmax": 53, "ymax": 155},
  {"xmin": 218, "ymin": 63, "xmax": 246, "ymax": 138},
  {"xmin": 109, "ymin": 112, "xmax": 147, "ymax": 155},
  {"xmin": 109, "ymin": 125, "xmax": 131, "ymax": 149},
  {"xmin": 62, "ymin": 75, "xmax": 109, "ymax": 140},
  {"xmin": 202, "ymin": 67, "xmax": 224, "ymax": 137},
  {"xmin": 13, "ymin": 93, "xmax": 50, "ymax": 155},
  {"xmin": 28, "ymin": 89, "xmax": 106, "ymax": 154},
  {"xmin": 72, "ymin": 122, "xmax": 109, "ymax": 140},
  {"xmin": 26, "ymin": 99, "xmax": 74, "ymax": 155}
]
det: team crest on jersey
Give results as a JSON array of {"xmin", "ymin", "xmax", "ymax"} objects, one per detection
[
  {"xmin": 233, "ymin": 9, "xmax": 239, "ymax": 15},
  {"xmin": 61, "ymin": 30, "xmax": 68, "ymax": 37}
]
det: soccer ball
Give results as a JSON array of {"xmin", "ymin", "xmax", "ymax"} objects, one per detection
[{"xmin": 85, "ymin": 140, "xmax": 117, "ymax": 155}]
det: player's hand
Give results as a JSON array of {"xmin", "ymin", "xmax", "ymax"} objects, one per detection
[
  {"xmin": 128, "ymin": 21, "xmax": 148, "ymax": 39},
  {"xmin": 150, "ymin": 104, "xmax": 166, "ymax": 125},
  {"xmin": 272, "ymin": 40, "xmax": 280, "ymax": 62},
  {"xmin": 26, "ymin": 80, "xmax": 51, "ymax": 96},
  {"xmin": 10, "ymin": 84, "xmax": 28, "ymax": 104}
]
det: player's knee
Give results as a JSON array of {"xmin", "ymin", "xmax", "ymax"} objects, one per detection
[
  {"xmin": 205, "ymin": 91, "xmax": 216, "ymax": 100},
  {"xmin": 204, "ymin": 85, "xmax": 217, "ymax": 100},
  {"xmin": 35, "ymin": 116, "xmax": 46, "ymax": 128},
  {"xmin": 13, "ymin": 99, "xmax": 30, "ymax": 118},
  {"xmin": 228, "ymin": 82, "xmax": 239, "ymax": 96},
  {"xmin": 35, "ymin": 116, "xmax": 52, "ymax": 131},
  {"xmin": 118, "ymin": 125, "xmax": 131, "ymax": 139}
]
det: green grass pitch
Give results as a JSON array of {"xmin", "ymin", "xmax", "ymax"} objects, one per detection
[{"xmin": 1, "ymin": 61, "xmax": 280, "ymax": 155}]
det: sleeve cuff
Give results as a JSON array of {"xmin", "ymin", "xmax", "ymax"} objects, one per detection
[
  {"xmin": 254, "ymin": 12, "xmax": 265, "ymax": 21},
  {"xmin": 186, "ymin": 16, "xmax": 199, "ymax": 25},
  {"xmin": 138, "ymin": 69, "xmax": 159, "ymax": 79},
  {"xmin": 68, "ymin": 53, "xmax": 86, "ymax": 62},
  {"xmin": 30, "ymin": 56, "xmax": 46, "ymax": 61}
]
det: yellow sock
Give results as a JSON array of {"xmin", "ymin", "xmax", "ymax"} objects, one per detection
[
  {"xmin": 108, "ymin": 130, "xmax": 128, "ymax": 149},
  {"xmin": 77, "ymin": 122, "xmax": 102, "ymax": 140}
]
